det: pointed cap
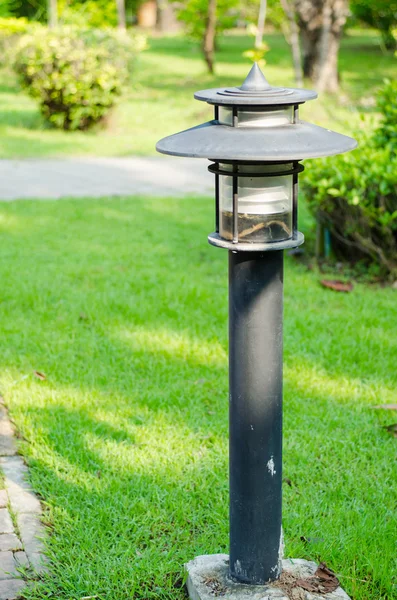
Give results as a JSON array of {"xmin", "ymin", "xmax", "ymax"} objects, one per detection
[
  {"xmin": 240, "ymin": 63, "xmax": 271, "ymax": 92},
  {"xmin": 194, "ymin": 63, "xmax": 317, "ymax": 106}
]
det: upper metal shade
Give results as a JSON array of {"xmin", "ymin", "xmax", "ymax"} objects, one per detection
[
  {"xmin": 156, "ymin": 64, "xmax": 358, "ymax": 161},
  {"xmin": 194, "ymin": 63, "xmax": 317, "ymax": 106}
]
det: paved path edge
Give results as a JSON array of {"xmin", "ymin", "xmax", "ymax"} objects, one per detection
[{"xmin": 0, "ymin": 397, "xmax": 48, "ymax": 599}]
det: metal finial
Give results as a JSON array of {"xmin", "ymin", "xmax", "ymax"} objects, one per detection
[{"xmin": 240, "ymin": 63, "xmax": 271, "ymax": 92}]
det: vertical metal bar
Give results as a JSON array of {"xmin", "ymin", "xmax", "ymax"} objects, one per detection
[
  {"xmin": 229, "ymin": 250, "xmax": 284, "ymax": 585},
  {"xmin": 215, "ymin": 169, "xmax": 220, "ymax": 233},
  {"xmin": 293, "ymin": 104, "xmax": 298, "ymax": 124},
  {"xmin": 233, "ymin": 107, "xmax": 238, "ymax": 128},
  {"xmin": 293, "ymin": 164, "xmax": 298, "ymax": 239},
  {"xmin": 232, "ymin": 165, "xmax": 238, "ymax": 243},
  {"xmin": 215, "ymin": 106, "xmax": 219, "ymax": 122}
]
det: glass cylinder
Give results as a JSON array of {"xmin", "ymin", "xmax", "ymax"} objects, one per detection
[
  {"xmin": 218, "ymin": 107, "xmax": 294, "ymax": 127},
  {"xmin": 219, "ymin": 164, "xmax": 293, "ymax": 243}
]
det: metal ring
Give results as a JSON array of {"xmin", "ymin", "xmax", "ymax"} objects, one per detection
[
  {"xmin": 208, "ymin": 231, "xmax": 305, "ymax": 252},
  {"xmin": 208, "ymin": 162, "xmax": 304, "ymax": 178}
]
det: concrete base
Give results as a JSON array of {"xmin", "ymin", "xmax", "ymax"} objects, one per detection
[{"xmin": 186, "ymin": 554, "xmax": 351, "ymax": 600}]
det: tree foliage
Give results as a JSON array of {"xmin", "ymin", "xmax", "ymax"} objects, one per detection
[
  {"xmin": 59, "ymin": 0, "xmax": 118, "ymax": 28},
  {"xmin": 4, "ymin": 0, "xmax": 140, "ymax": 26},
  {"xmin": 350, "ymin": 0, "xmax": 397, "ymax": 49},
  {"xmin": 172, "ymin": 0, "xmax": 238, "ymax": 41}
]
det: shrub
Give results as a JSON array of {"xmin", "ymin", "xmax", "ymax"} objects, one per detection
[
  {"xmin": 302, "ymin": 76, "xmax": 397, "ymax": 280},
  {"xmin": 374, "ymin": 79, "xmax": 397, "ymax": 152},
  {"xmin": 0, "ymin": 16, "xmax": 29, "ymax": 34},
  {"xmin": 0, "ymin": 17, "xmax": 31, "ymax": 65},
  {"xmin": 302, "ymin": 142, "xmax": 397, "ymax": 280},
  {"xmin": 12, "ymin": 27, "xmax": 146, "ymax": 131}
]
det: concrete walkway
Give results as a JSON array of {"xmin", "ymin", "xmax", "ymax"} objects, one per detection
[
  {"xmin": 0, "ymin": 157, "xmax": 213, "ymax": 200},
  {"xmin": 0, "ymin": 399, "xmax": 47, "ymax": 599}
]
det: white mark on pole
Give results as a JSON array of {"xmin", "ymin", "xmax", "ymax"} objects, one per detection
[
  {"xmin": 279, "ymin": 527, "xmax": 285, "ymax": 561},
  {"xmin": 234, "ymin": 560, "xmax": 242, "ymax": 575},
  {"xmin": 250, "ymin": 425, "xmax": 254, "ymax": 431},
  {"xmin": 267, "ymin": 456, "xmax": 276, "ymax": 476}
]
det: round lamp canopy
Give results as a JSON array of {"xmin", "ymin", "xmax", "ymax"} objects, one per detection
[{"xmin": 156, "ymin": 63, "xmax": 357, "ymax": 162}]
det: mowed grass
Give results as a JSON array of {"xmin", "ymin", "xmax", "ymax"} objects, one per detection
[
  {"xmin": 0, "ymin": 29, "xmax": 395, "ymax": 158},
  {"xmin": 0, "ymin": 196, "xmax": 396, "ymax": 599}
]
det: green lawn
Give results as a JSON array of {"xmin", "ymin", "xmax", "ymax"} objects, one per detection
[
  {"xmin": 0, "ymin": 196, "xmax": 396, "ymax": 599},
  {"xmin": 0, "ymin": 29, "xmax": 395, "ymax": 158}
]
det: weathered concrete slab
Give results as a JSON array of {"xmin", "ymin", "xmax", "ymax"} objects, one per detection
[
  {"xmin": 13, "ymin": 552, "xmax": 29, "ymax": 569},
  {"xmin": 186, "ymin": 555, "xmax": 351, "ymax": 600},
  {"xmin": 6, "ymin": 488, "xmax": 41, "ymax": 516},
  {"xmin": 29, "ymin": 552, "xmax": 47, "ymax": 574},
  {"xmin": 17, "ymin": 513, "xmax": 46, "ymax": 572},
  {"xmin": 0, "ymin": 512, "xmax": 13, "ymax": 535},
  {"xmin": 0, "ymin": 535, "xmax": 22, "ymax": 553},
  {"xmin": 2, "ymin": 456, "xmax": 41, "ymax": 515},
  {"xmin": 0, "ymin": 552, "xmax": 19, "ymax": 580},
  {"xmin": 0, "ymin": 458, "xmax": 30, "ymax": 491},
  {"xmin": 0, "ymin": 578, "xmax": 26, "ymax": 600},
  {"xmin": 0, "ymin": 403, "xmax": 48, "ymax": 589},
  {"xmin": 0, "ymin": 407, "xmax": 16, "ymax": 458}
]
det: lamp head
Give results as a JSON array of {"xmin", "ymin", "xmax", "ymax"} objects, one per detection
[{"xmin": 157, "ymin": 64, "xmax": 357, "ymax": 251}]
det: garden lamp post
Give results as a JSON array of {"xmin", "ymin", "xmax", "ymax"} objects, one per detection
[{"xmin": 156, "ymin": 64, "xmax": 357, "ymax": 593}]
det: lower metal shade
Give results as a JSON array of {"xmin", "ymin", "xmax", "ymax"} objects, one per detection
[{"xmin": 156, "ymin": 120, "xmax": 358, "ymax": 161}]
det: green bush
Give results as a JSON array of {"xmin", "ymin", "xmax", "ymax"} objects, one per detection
[
  {"xmin": 302, "ymin": 141, "xmax": 397, "ymax": 280},
  {"xmin": 0, "ymin": 16, "xmax": 29, "ymax": 33},
  {"xmin": 302, "ymin": 76, "xmax": 397, "ymax": 280},
  {"xmin": 12, "ymin": 27, "xmax": 146, "ymax": 131},
  {"xmin": 374, "ymin": 79, "xmax": 397, "ymax": 152},
  {"xmin": 0, "ymin": 17, "xmax": 31, "ymax": 65}
]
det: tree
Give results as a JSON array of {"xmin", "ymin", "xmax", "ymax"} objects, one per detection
[
  {"xmin": 350, "ymin": 0, "xmax": 397, "ymax": 50},
  {"xmin": 173, "ymin": 0, "xmax": 239, "ymax": 73},
  {"xmin": 203, "ymin": 0, "xmax": 216, "ymax": 73},
  {"xmin": 48, "ymin": 0, "xmax": 58, "ymax": 27},
  {"xmin": 0, "ymin": 0, "xmax": 20, "ymax": 17},
  {"xmin": 156, "ymin": 0, "xmax": 180, "ymax": 32},
  {"xmin": 116, "ymin": 0, "xmax": 126, "ymax": 29},
  {"xmin": 255, "ymin": 0, "xmax": 267, "ymax": 48},
  {"xmin": 279, "ymin": 0, "xmax": 303, "ymax": 86},
  {"xmin": 295, "ymin": 0, "xmax": 349, "ymax": 93}
]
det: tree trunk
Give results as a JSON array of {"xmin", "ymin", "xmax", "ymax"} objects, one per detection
[
  {"xmin": 137, "ymin": 1, "xmax": 157, "ymax": 28},
  {"xmin": 203, "ymin": 0, "xmax": 217, "ymax": 74},
  {"xmin": 255, "ymin": 0, "xmax": 267, "ymax": 48},
  {"xmin": 295, "ymin": 0, "xmax": 348, "ymax": 92},
  {"xmin": 116, "ymin": 0, "xmax": 126, "ymax": 31},
  {"xmin": 280, "ymin": 0, "xmax": 303, "ymax": 86},
  {"xmin": 48, "ymin": 0, "xmax": 57, "ymax": 28},
  {"xmin": 156, "ymin": 0, "xmax": 180, "ymax": 32}
]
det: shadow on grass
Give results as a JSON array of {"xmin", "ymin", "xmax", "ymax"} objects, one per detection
[{"xmin": 0, "ymin": 196, "xmax": 395, "ymax": 600}]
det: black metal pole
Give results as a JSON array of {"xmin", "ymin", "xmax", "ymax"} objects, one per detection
[{"xmin": 229, "ymin": 250, "xmax": 283, "ymax": 585}]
